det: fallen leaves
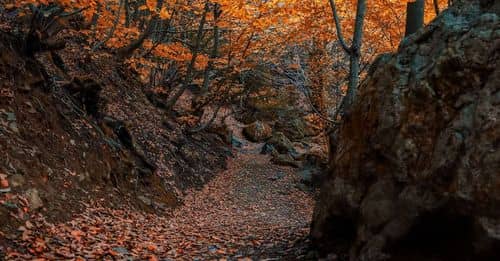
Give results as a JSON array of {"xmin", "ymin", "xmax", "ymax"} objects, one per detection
[
  {"xmin": 71, "ymin": 230, "xmax": 85, "ymax": 241},
  {"xmin": 0, "ymin": 177, "xmax": 9, "ymax": 189},
  {"xmin": 159, "ymin": 8, "xmax": 171, "ymax": 20},
  {"xmin": 29, "ymin": 237, "xmax": 47, "ymax": 254},
  {"xmin": 0, "ymin": 173, "xmax": 9, "ymax": 190},
  {"xmin": 146, "ymin": 244, "xmax": 158, "ymax": 252},
  {"xmin": 3, "ymin": 152, "xmax": 313, "ymax": 259}
]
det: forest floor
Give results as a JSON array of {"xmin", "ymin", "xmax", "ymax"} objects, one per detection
[{"xmin": 3, "ymin": 136, "xmax": 316, "ymax": 260}]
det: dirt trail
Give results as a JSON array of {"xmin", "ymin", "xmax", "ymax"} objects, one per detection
[
  {"xmin": 165, "ymin": 147, "xmax": 315, "ymax": 259},
  {"xmin": 5, "ymin": 134, "xmax": 315, "ymax": 260}
]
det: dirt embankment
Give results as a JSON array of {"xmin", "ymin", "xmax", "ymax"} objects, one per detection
[{"xmin": 0, "ymin": 25, "xmax": 229, "ymax": 251}]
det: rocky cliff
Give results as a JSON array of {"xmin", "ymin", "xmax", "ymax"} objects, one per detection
[{"xmin": 311, "ymin": 1, "xmax": 499, "ymax": 260}]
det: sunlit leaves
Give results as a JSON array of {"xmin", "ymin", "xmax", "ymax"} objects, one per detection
[
  {"xmin": 8, "ymin": 0, "xmax": 450, "ymax": 91},
  {"xmin": 159, "ymin": 8, "xmax": 171, "ymax": 20},
  {"xmin": 146, "ymin": 0, "xmax": 157, "ymax": 11}
]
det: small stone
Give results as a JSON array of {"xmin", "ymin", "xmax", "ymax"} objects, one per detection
[
  {"xmin": 18, "ymin": 84, "xmax": 32, "ymax": 92},
  {"xmin": 271, "ymin": 153, "xmax": 301, "ymax": 168},
  {"xmin": 5, "ymin": 112, "xmax": 16, "ymax": 121},
  {"xmin": 24, "ymin": 188, "xmax": 43, "ymax": 210},
  {"xmin": 138, "ymin": 195, "xmax": 152, "ymax": 206},
  {"xmin": 78, "ymin": 172, "xmax": 90, "ymax": 182},
  {"xmin": 9, "ymin": 174, "xmax": 25, "ymax": 187},
  {"xmin": 208, "ymin": 245, "xmax": 218, "ymax": 253},
  {"xmin": 152, "ymin": 201, "xmax": 166, "ymax": 210},
  {"xmin": 295, "ymin": 183, "xmax": 312, "ymax": 192},
  {"xmin": 260, "ymin": 143, "xmax": 276, "ymax": 155},
  {"xmin": 297, "ymin": 169, "xmax": 313, "ymax": 185},
  {"xmin": 112, "ymin": 247, "xmax": 130, "ymax": 255},
  {"xmin": 9, "ymin": 122, "xmax": 19, "ymax": 133},
  {"xmin": 243, "ymin": 121, "xmax": 272, "ymax": 142},
  {"xmin": 231, "ymin": 136, "xmax": 244, "ymax": 148},
  {"xmin": 25, "ymin": 102, "xmax": 37, "ymax": 113},
  {"xmin": 269, "ymin": 171, "xmax": 285, "ymax": 181}
]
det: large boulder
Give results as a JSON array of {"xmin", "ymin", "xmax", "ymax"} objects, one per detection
[
  {"xmin": 275, "ymin": 118, "xmax": 306, "ymax": 141},
  {"xmin": 243, "ymin": 121, "xmax": 272, "ymax": 142},
  {"xmin": 271, "ymin": 153, "xmax": 301, "ymax": 168},
  {"xmin": 275, "ymin": 115, "xmax": 324, "ymax": 141},
  {"xmin": 266, "ymin": 132, "xmax": 295, "ymax": 154},
  {"xmin": 311, "ymin": 1, "xmax": 500, "ymax": 260}
]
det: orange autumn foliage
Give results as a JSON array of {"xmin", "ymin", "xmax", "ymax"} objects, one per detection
[{"xmin": 8, "ymin": 0, "xmax": 450, "ymax": 112}]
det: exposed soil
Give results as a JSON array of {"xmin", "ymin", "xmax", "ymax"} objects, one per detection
[{"xmin": 0, "ymin": 28, "xmax": 230, "ymax": 257}]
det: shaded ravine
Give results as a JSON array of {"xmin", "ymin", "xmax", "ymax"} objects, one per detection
[{"xmin": 5, "ymin": 139, "xmax": 315, "ymax": 260}]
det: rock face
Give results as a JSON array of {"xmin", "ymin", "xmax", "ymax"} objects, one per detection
[{"xmin": 311, "ymin": 1, "xmax": 500, "ymax": 260}]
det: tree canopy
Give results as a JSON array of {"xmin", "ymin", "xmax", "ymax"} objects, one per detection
[{"xmin": 6, "ymin": 0, "xmax": 449, "ymax": 117}]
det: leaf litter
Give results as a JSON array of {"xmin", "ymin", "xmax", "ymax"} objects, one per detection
[{"xmin": 4, "ymin": 150, "xmax": 314, "ymax": 260}]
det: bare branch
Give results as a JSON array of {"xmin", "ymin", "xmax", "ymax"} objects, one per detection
[
  {"xmin": 328, "ymin": 0, "xmax": 351, "ymax": 55},
  {"xmin": 433, "ymin": 0, "xmax": 440, "ymax": 15}
]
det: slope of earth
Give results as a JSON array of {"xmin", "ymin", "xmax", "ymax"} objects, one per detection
[
  {"xmin": 0, "ymin": 14, "xmax": 228, "ymax": 253},
  {"xmin": 2, "ymin": 141, "xmax": 315, "ymax": 260}
]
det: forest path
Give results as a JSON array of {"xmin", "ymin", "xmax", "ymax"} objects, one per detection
[
  {"xmin": 162, "ymin": 143, "xmax": 315, "ymax": 259},
  {"xmin": 151, "ymin": 114, "xmax": 315, "ymax": 259},
  {"xmin": 7, "ymin": 134, "xmax": 315, "ymax": 260}
]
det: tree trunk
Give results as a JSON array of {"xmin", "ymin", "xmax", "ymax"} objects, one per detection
[
  {"xmin": 164, "ymin": 1, "xmax": 210, "ymax": 111},
  {"xmin": 153, "ymin": 0, "xmax": 165, "ymax": 42},
  {"xmin": 433, "ymin": 0, "xmax": 440, "ymax": 15},
  {"xmin": 124, "ymin": 0, "xmax": 130, "ymax": 27},
  {"xmin": 89, "ymin": 1, "xmax": 102, "ymax": 33},
  {"xmin": 345, "ymin": 0, "xmax": 366, "ymax": 112},
  {"xmin": 328, "ymin": 0, "xmax": 351, "ymax": 54},
  {"xmin": 328, "ymin": 0, "xmax": 366, "ymax": 116},
  {"xmin": 405, "ymin": 0, "xmax": 425, "ymax": 37},
  {"xmin": 201, "ymin": 3, "xmax": 221, "ymax": 93}
]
